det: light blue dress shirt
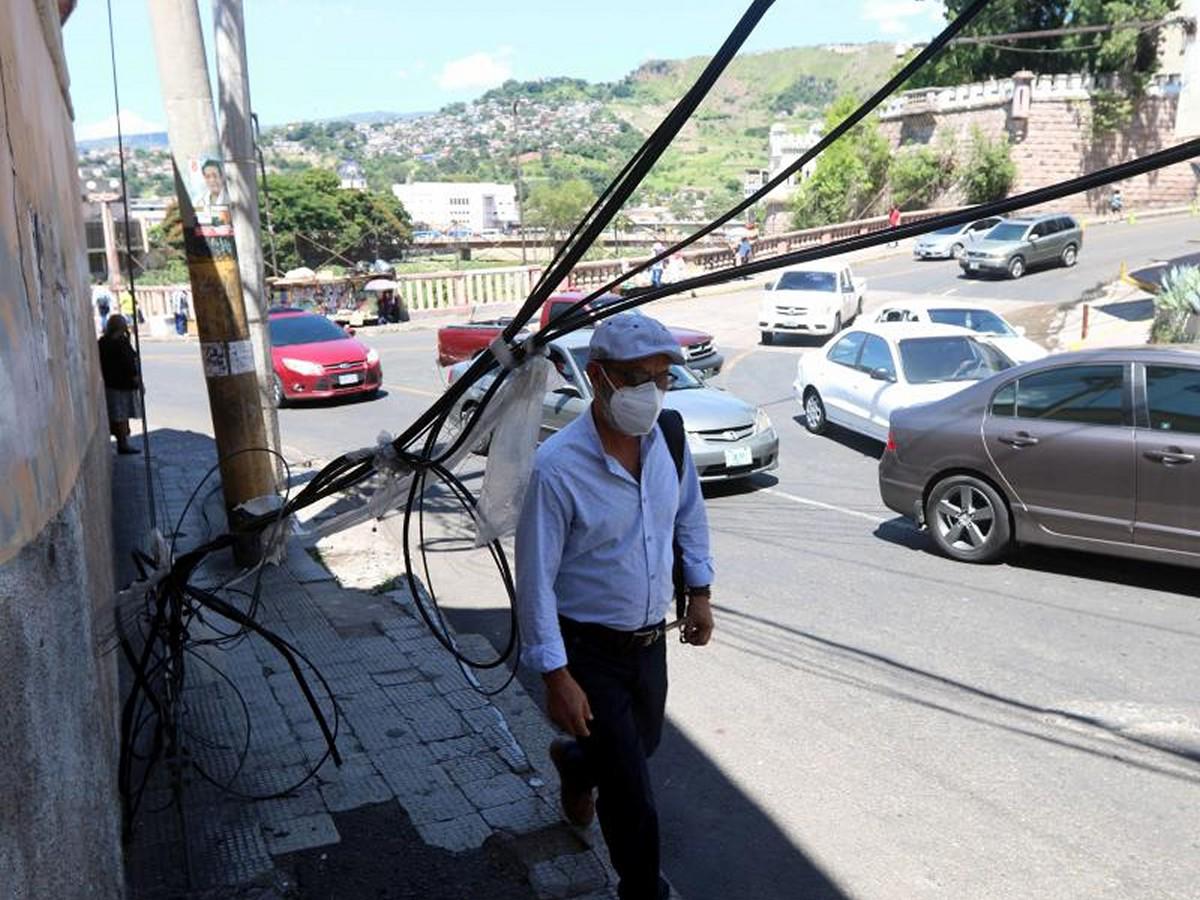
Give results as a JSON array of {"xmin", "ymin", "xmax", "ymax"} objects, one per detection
[{"xmin": 515, "ymin": 404, "xmax": 714, "ymax": 673}]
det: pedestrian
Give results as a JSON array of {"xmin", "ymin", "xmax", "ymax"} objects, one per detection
[
  {"xmin": 97, "ymin": 314, "xmax": 144, "ymax": 455},
  {"xmin": 650, "ymin": 238, "xmax": 665, "ymax": 288},
  {"xmin": 516, "ymin": 314, "xmax": 715, "ymax": 900},
  {"xmin": 119, "ymin": 287, "xmax": 135, "ymax": 326},
  {"xmin": 93, "ymin": 282, "xmax": 112, "ymax": 333},
  {"xmin": 888, "ymin": 205, "xmax": 902, "ymax": 247},
  {"xmin": 172, "ymin": 287, "xmax": 190, "ymax": 336},
  {"xmin": 1109, "ymin": 187, "xmax": 1124, "ymax": 221},
  {"xmin": 736, "ymin": 235, "xmax": 752, "ymax": 268}
]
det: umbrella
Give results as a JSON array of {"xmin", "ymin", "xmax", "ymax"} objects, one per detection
[{"xmin": 363, "ymin": 279, "xmax": 399, "ymax": 291}]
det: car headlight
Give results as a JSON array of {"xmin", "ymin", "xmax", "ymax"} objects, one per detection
[
  {"xmin": 366, "ymin": 348, "xmax": 380, "ymax": 365},
  {"xmin": 281, "ymin": 357, "xmax": 324, "ymax": 376},
  {"xmin": 754, "ymin": 407, "xmax": 772, "ymax": 434}
]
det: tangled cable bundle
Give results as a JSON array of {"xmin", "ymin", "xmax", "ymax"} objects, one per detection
[{"xmin": 111, "ymin": 0, "xmax": 1200, "ymax": 832}]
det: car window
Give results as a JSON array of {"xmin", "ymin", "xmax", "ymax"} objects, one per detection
[
  {"xmin": 1057, "ymin": 217, "xmax": 1075, "ymax": 232},
  {"xmin": 986, "ymin": 222, "xmax": 1028, "ymax": 242},
  {"xmin": 878, "ymin": 308, "xmax": 917, "ymax": 323},
  {"xmin": 897, "ymin": 336, "xmax": 1013, "ymax": 384},
  {"xmin": 1030, "ymin": 223, "xmax": 1047, "ymax": 238},
  {"xmin": 857, "ymin": 335, "xmax": 896, "ymax": 380},
  {"xmin": 927, "ymin": 308, "xmax": 1014, "ymax": 336},
  {"xmin": 828, "ymin": 332, "xmax": 866, "ymax": 367},
  {"xmin": 1145, "ymin": 365, "xmax": 1200, "ymax": 434},
  {"xmin": 1014, "ymin": 365, "xmax": 1125, "ymax": 426},
  {"xmin": 268, "ymin": 314, "xmax": 349, "ymax": 346},
  {"xmin": 991, "ymin": 381, "xmax": 1017, "ymax": 417},
  {"xmin": 971, "ymin": 218, "xmax": 999, "ymax": 232},
  {"xmin": 933, "ymin": 224, "xmax": 964, "ymax": 235},
  {"xmin": 777, "ymin": 270, "xmax": 836, "ymax": 291},
  {"xmin": 547, "ymin": 346, "xmax": 577, "ymax": 388}
]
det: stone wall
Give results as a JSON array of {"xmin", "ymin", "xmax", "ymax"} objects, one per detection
[
  {"xmin": 880, "ymin": 73, "xmax": 1199, "ymax": 214},
  {"xmin": 0, "ymin": 1, "xmax": 124, "ymax": 897}
]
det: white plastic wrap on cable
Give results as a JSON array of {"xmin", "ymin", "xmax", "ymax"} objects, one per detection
[
  {"xmin": 310, "ymin": 431, "xmax": 415, "ymax": 538},
  {"xmin": 472, "ymin": 354, "xmax": 552, "ymax": 547},
  {"xmin": 112, "ymin": 528, "xmax": 172, "ymax": 612}
]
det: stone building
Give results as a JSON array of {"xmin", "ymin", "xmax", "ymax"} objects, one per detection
[
  {"xmin": 1, "ymin": 1, "xmax": 124, "ymax": 896},
  {"xmin": 878, "ymin": 70, "xmax": 1198, "ymax": 213}
]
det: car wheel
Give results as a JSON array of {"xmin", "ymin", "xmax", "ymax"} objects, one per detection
[
  {"xmin": 951, "ymin": 242, "xmax": 964, "ymax": 259},
  {"xmin": 802, "ymin": 389, "xmax": 827, "ymax": 435},
  {"xmin": 459, "ymin": 403, "xmax": 490, "ymax": 455},
  {"xmin": 1060, "ymin": 244, "xmax": 1078, "ymax": 267},
  {"xmin": 760, "ymin": 330, "xmax": 774, "ymax": 346},
  {"xmin": 925, "ymin": 475, "xmax": 1011, "ymax": 563},
  {"xmin": 1007, "ymin": 256, "xmax": 1026, "ymax": 279},
  {"xmin": 271, "ymin": 375, "xmax": 286, "ymax": 409}
]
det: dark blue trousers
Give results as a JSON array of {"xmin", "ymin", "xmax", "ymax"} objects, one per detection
[{"xmin": 559, "ymin": 623, "xmax": 669, "ymax": 900}]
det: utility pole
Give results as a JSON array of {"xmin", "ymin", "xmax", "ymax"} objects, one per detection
[
  {"xmin": 148, "ymin": 0, "xmax": 274, "ymax": 556},
  {"xmin": 512, "ymin": 99, "xmax": 527, "ymax": 265},
  {"xmin": 215, "ymin": 0, "xmax": 283, "ymax": 487}
]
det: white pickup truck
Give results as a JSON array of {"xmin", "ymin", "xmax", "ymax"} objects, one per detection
[{"xmin": 759, "ymin": 264, "xmax": 867, "ymax": 345}]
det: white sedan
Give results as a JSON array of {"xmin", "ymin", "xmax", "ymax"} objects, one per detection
[
  {"xmin": 793, "ymin": 323, "xmax": 1016, "ymax": 442},
  {"xmin": 873, "ymin": 299, "xmax": 1047, "ymax": 363}
]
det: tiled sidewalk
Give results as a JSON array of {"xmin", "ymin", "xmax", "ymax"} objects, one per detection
[{"xmin": 116, "ymin": 429, "xmax": 617, "ymax": 899}]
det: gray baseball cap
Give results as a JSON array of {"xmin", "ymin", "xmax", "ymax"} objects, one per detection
[{"xmin": 587, "ymin": 313, "xmax": 684, "ymax": 365}]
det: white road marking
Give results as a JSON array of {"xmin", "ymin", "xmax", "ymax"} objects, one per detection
[
  {"xmin": 760, "ymin": 487, "xmax": 890, "ymax": 524},
  {"xmin": 384, "ymin": 382, "xmax": 442, "ymax": 398},
  {"xmin": 941, "ymin": 287, "xmax": 958, "ymax": 295}
]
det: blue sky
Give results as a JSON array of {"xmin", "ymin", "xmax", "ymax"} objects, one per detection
[{"xmin": 64, "ymin": 0, "xmax": 946, "ymax": 139}]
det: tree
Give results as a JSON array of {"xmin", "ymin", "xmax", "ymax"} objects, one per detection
[
  {"xmin": 959, "ymin": 127, "xmax": 1016, "ymax": 204},
  {"xmin": 889, "ymin": 133, "xmax": 958, "ymax": 210},
  {"xmin": 261, "ymin": 168, "xmax": 412, "ymax": 270},
  {"xmin": 910, "ymin": 0, "xmax": 1179, "ymax": 89},
  {"xmin": 791, "ymin": 97, "xmax": 891, "ymax": 229},
  {"xmin": 523, "ymin": 179, "xmax": 597, "ymax": 243}
]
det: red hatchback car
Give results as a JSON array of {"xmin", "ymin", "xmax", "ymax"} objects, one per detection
[{"xmin": 268, "ymin": 308, "xmax": 382, "ymax": 406}]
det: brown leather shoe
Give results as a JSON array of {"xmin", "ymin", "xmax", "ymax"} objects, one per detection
[{"xmin": 549, "ymin": 738, "xmax": 594, "ymax": 827}]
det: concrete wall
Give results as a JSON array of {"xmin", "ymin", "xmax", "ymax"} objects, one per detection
[
  {"xmin": 0, "ymin": 1, "xmax": 124, "ymax": 897},
  {"xmin": 880, "ymin": 73, "xmax": 1200, "ymax": 214}
]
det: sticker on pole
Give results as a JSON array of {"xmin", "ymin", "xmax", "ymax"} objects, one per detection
[
  {"xmin": 201, "ymin": 341, "xmax": 230, "ymax": 377},
  {"xmin": 227, "ymin": 340, "xmax": 256, "ymax": 375}
]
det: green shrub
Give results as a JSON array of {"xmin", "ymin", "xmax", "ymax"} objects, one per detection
[
  {"xmin": 889, "ymin": 142, "xmax": 956, "ymax": 210},
  {"xmin": 959, "ymin": 126, "xmax": 1015, "ymax": 205},
  {"xmin": 1150, "ymin": 265, "xmax": 1200, "ymax": 344}
]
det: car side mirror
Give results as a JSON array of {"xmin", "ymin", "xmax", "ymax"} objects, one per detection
[
  {"xmin": 764, "ymin": 281, "xmax": 774, "ymax": 291},
  {"xmin": 870, "ymin": 367, "xmax": 894, "ymax": 382},
  {"xmin": 1028, "ymin": 234, "xmax": 1040, "ymax": 243}
]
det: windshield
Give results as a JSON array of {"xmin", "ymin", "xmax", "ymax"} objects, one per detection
[
  {"xmin": 567, "ymin": 348, "xmax": 703, "ymax": 391},
  {"xmin": 927, "ymin": 308, "xmax": 1015, "ymax": 336},
  {"xmin": 984, "ymin": 222, "xmax": 1028, "ymax": 242},
  {"xmin": 776, "ymin": 270, "xmax": 836, "ymax": 292},
  {"xmin": 931, "ymin": 224, "xmax": 964, "ymax": 236},
  {"xmin": 898, "ymin": 336, "xmax": 1014, "ymax": 384},
  {"xmin": 269, "ymin": 314, "xmax": 349, "ymax": 347}
]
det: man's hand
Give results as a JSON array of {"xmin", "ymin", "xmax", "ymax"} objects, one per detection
[
  {"xmin": 681, "ymin": 594, "xmax": 714, "ymax": 646},
  {"xmin": 543, "ymin": 667, "xmax": 593, "ymax": 737}
]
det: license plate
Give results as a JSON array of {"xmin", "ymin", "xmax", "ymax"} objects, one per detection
[
  {"xmin": 337, "ymin": 373, "xmax": 362, "ymax": 386},
  {"xmin": 969, "ymin": 262, "xmax": 980, "ymax": 270},
  {"xmin": 724, "ymin": 446, "xmax": 752, "ymax": 468},
  {"xmin": 781, "ymin": 317, "xmax": 799, "ymax": 327}
]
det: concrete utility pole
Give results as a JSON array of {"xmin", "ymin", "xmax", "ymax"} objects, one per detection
[
  {"xmin": 512, "ymin": 99, "xmax": 527, "ymax": 264},
  {"xmin": 215, "ymin": 0, "xmax": 284, "ymax": 486},
  {"xmin": 147, "ymin": 0, "xmax": 274, "ymax": 551}
]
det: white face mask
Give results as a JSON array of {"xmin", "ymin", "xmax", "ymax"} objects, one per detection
[{"xmin": 600, "ymin": 367, "xmax": 666, "ymax": 436}]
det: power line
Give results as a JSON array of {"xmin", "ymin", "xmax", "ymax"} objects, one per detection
[{"xmin": 912, "ymin": 15, "xmax": 1194, "ymax": 48}]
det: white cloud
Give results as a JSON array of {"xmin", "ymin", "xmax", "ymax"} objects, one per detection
[
  {"xmin": 436, "ymin": 49, "xmax": 513, "ymax": 92},
  {"xmin": 861, "ymin": 0, "xmax": 945, "ymax": 36},
  {"xmin": 76, "ymin": 111, "xmax": 164, "ymax": 141}
]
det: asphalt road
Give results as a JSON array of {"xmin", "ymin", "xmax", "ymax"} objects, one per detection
[{"xmin": 138, "ymin": 212, "xmax": 1200, "ymax": 900}]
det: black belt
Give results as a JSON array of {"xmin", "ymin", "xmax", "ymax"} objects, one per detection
[{"xmin": 559, "ymin": 616, "xmax": 666, "ymax": 654}]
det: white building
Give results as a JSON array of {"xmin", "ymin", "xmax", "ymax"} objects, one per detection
[
  {"xmin": 391, "ymin": 181, "xmax": 518, "ymax": 233},
  {"xmin": 337, "ymin": 160, "xmax": 366, "ymax": 190}
]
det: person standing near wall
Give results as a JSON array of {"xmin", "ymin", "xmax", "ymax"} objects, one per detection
[
  {"xmin": 93, "ymin": 281, "xmax": 112, "ymax": 333},
  {"xmin": 97, "ymin": 315, "xmax": 143, "ymax": 454},
  {"xmin": 888, "ymin": 205, "xmax": 902, "ymax": 247},
  {"xmin": 172, "ymin": 287, "xmax": 190, "ymax": 336}
]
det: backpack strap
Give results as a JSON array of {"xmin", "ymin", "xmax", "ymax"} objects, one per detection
[{"xmin": 657, "ymin": 408, "xmax": 688, "ymax": 622}]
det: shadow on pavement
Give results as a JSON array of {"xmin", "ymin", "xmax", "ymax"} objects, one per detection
[
  {"xmin": 445, "ymin": 606, "xmax": 849, "ymax": 900},
  {"xmin": 1131, "ymin": 250, "xmax": 1200, "ymax": 289},
  {"xmin": 791, "ymin": 417, "xmax": 885, "ymax": 460},
  {"xmin": 1096, "ymin": 297, "xmax": 1154, "ymax": 321}
]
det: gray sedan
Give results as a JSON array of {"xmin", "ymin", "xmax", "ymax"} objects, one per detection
[
  {"xmin": 879, "ymin": 346, "xmax": 1200, "ymax": 568},
  {"xmin": 454, "ymin": 331, "xmax": 779, "ymax": 482},
  {"xmin": 912, "ymin": 216, "xmax": 1001, "ymax": 260}
]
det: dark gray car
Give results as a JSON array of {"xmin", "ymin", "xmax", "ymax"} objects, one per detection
[
  {"xmin": 879, "ymin": 346, "xmax": 1200, "ymax": 567},
  {"xmin": 960, "ymin": 213, "xmax": 1082, "ymax": 279}
]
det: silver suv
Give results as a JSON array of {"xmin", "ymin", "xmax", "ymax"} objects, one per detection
[{"xmin": 960, "ymin": 213, "xmax": 1082, "ymax": 279}]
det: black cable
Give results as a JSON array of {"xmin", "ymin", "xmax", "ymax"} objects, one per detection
[
  {"xmin": 537, "ymin": 0, "xmax": 995, "ymax": 339},
  {"xmin": 105, "ymin": 0, "xmax": 156, "ymax": 529}
]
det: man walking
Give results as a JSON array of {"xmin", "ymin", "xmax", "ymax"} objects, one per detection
[{"xmin": 516, "ymin": 314, "xmax": 715, "ymax": 900}]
